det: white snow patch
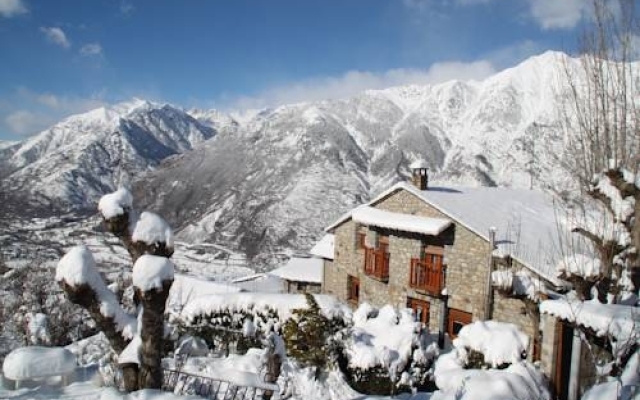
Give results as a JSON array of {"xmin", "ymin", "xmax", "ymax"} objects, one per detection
[
  {"xmin": 556, "ymin": 254, "xmax": 602, "ymax": 279},
  {"xmin": 98, "ymin": 188, "xmax": 133, "ymax": 219},
  {"xmin": 3, "ymin": 346, "xmax": 76, "ymax": 380},
  {"xmin": 346, "ymin": 304, "xmax": 437, "ymax": 381},
  {"xmin": 132, "ymin": 212, "xmax": 174, "ymax": 249},
  {"xmin": 309, "ymin": 234, "xmax": 334, "ymax": 260},
  {"xmin": 132, "ymin": 255, "xmax": 174, "ymax": 292},
  {"xmin": 269, "ymin": 256, "xmax": 323, "ymax": 284},
  {"xmin": 119, "ymin": 336, "xmax": 141, "ymax": 365},
  {"xmin": 181, "ymin": 293, "xmax": 350, "ymax": 323},
  {"xmin": 455, "ymin": 320, "xmax": 529, "ymax": 367}
]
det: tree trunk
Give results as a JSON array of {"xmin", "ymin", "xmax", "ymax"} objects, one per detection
[{"xmin": 136, "ymin": 280, "xmax": 172, "ymax": 389}]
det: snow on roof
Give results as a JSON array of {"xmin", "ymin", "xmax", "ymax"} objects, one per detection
[
  {"xmin": 410, "ymin": 160, "xmax": 429, "ymax": 169},
  {"xmin": 352, "ymin": 206, "xmax": 452, "ymax": 236},
  {"xmin": 269, "ymin": 256, "xmax": 323, "ymax": 284},
  {"xmin": 56, "ymin": 246, "xmax": 137, "ymax": 339},
  {"xmin": 540, "ymin": 299, "xmax": 640, "ymax": 355},
  {"xmin": 181, "ymin": 293, "xmax": 350, "ymax": 323},
  {"xmin": 309, "ymin": 234, "xmax": 334, "ymax": 260},
  {"xmin": 132, "ymin": 255, "xmax": 175, "ymax": 292},
  {"xmin": 3, "ymin": 346, "xmax": 76, "ymax": 380},
  {"xmin": 132, "ymin": 212, "xmax": 174, "ymax": 249},
  {"xmin": 98, "ymin": 188, "xmax": 133, "ymax": 219},
  {"xmin": 455, "ymin": 321, "xmax": 529, "ymax": 367},
  {"xmin": 326, "ymin": 182, "xmax": 563, "ymax": 285}
]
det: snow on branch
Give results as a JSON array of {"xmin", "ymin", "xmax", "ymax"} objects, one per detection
[
  {"xmin": 132, "ymin": 211, "xmax": 174, "ymax": 250},
  {"xmin": 591, "ymin": 171, "xmax": 636, "ymax": 222},
  {"xmin": 98, "ymin": 187, "xmax": 133, "ymax": 219},
  {"xmin": 132, "ymin": 255, "xmax": 175, "ymax": 292},
  {"xmin": 56, "ymin": 245, "xmax": 137, "ymax": 340},
  {"xmin": 557, "ymin": 254, "xmax": 602, "ymax": 280}
]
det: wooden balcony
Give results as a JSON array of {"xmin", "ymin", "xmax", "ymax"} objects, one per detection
[
  {"xmin": 409, "ymin": 257, "xmax": 445, "ymax": 296},
  {"xmin": 364, "ymin": 247, "xmax": 390, "ymax": 282}
]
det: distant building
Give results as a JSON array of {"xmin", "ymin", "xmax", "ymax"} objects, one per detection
[{"xmin": 269, "ymin": 256, "xmax": 323, "ymax": 294}]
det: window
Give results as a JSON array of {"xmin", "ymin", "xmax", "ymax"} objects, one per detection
[
  {"xmin": 447, "ymin": 308, "xmax": 472, "ymax": 339},
  {"xmin": 409, "ymin": 245, "xmax": 445, "ymax": 295},
  {"xmin": 407, "ymin": 297, "xmax": 430, "ymax": 326},
  {"xmin": 347, "ymin": 275, "xmax": 360, "ymax": 303},
  {"xmin": 363, "ymin": 234, "xmax": 390, "ymax": 281},
  {"xmin": 354, "ymin": 225, "xmax": 366, "ymax": 250}
]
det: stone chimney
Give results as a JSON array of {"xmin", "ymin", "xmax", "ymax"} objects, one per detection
[{"xmin": 410, "ymin": 160, "xmax": 429, "ymax": 190}]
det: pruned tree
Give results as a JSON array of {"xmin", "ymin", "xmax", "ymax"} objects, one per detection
[
  {"xmin": 557, "ymin": 0, "xmax": 639, "ymax": 305},
  {"xmin": 549, "ymin": 0, "xmax": 639, "ymax": 395},
  {"xmin": 56, "ymin": 188, "xmax": 175, "ymax": 391}
]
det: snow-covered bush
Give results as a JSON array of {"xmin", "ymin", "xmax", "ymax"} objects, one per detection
[
  {"xmin": 178, "ymin": 292, "xmax": 350, "ymax": 356},
  {"xmin": 0, "ymin": 263, "xmax": 95, "ymax": 361},
  {"xmin": 431, "ymin": 320, "xmax": 550, "ymax": 400},
  {"xmin": 340, "ymin": 303, "xmax": 439, "ymax": 395}
]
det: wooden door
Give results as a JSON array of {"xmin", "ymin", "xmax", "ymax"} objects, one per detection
[
  {"xmin": 553, "ymin": 321, "xmax": 574, "ymax": 400},
  {"xmin": 407, "ymin": 297, "xmax": 430, "ymax": 326},
  {"xmin": 447, "ymin": 308, "xmax": 472, "ymax": 339}
]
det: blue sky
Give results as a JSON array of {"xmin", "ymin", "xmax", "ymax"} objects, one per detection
[{"xmin": 0, "ymin": 0, "xmax": 599, "ymax": 140}]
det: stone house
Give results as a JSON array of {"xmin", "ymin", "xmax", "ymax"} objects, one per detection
[{"xmin": 317, "ymin": 162, "xmax": 588, "ymax": 399}]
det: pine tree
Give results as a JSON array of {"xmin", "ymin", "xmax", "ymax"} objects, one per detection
[{"xmin": 282, "ymin": 293, "xmax": 331, "ymax": 377}]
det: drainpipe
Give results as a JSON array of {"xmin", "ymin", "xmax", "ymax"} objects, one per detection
[
  {"xmin": 568, "ymin": 332, "xmax": 582, "ymax": 400},
  {"xmin": 484, "ymin": 227, "xmax": 496, "ymax": 320}
]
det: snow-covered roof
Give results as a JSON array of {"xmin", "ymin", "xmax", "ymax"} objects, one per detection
[
  {"xmin": 269, "ymin": 256, "xmax": 323, "ymax": 284},
  {"xmin": 309, "ymin": 234, "xmax": 334, "ymax": 260},
  {"xmin": 540, "ymin": 300, "xmax": 640, "ymax": 355},
  {"xmin": 352, "ymin": 205, "xmax": 452, "ymax": 236},
  {"xmin": 326, "ymin": 182, "xmax": 563, "ymax": 285}
]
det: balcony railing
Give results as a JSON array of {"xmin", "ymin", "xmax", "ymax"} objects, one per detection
[
  {"xmin": 409, "ymin": 257, "xmax": 444, "ymax": 296},
  {"xmin": 364, "ymin": 247, "xmax": 390, "ymax": 282}
]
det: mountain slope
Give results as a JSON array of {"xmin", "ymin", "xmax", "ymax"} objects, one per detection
[
  {"xmin": 0, "ymin": 99, "xmax": 215, "ymax": 216},
  {"xmin": 1, "ymin": 51, "xmax": 609, "ymax": 264},
  {"xmin": 136, "ymin": 51, "xmax": 587, "ymax": 264}
]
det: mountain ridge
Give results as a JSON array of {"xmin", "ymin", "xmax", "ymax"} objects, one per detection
[{"xmin": 0, "ymin": 51, "xmax": 609, "ymax": 264}]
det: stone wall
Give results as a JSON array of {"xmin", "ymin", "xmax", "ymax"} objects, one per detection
[
  {"xmin": 323, "ymin": 187, "xmax": 494, "ymax": 332},
  {"xmin": 373, "ymin": 189, "xmax": 493, "ymax": 321}
]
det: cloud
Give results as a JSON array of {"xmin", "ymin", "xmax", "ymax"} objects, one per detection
[
  {"xmin": 40, "ymin": 27, "xmax": 71, "ymax": 49},
  {"xmin": 0, "ymin": 0, "xmax": 27, "ymax": 18},
  {"xmin": 3, "ymin": 88, "xmax": 108, "ymax": 136},
  {"xmin": 120, "ymin": 0, "xmax": 134, "ymax": 16},
  {"xmin": 5, "ymin": 110, "xmax": 49, "ymax": 136},
  {"xmin": 228, "ymin": 60, "xmax": 496, "ymax": 110},
  {"xmin": 79, "ymin": 43, "xmax": 103, "ymax": 57},
  {"xmin": 527, "ymin": 0, "xmax": 590, "ymax": 30},
  {"xmin": 484, "ymin": 40, "xmax": 546, "ymax": 69}
]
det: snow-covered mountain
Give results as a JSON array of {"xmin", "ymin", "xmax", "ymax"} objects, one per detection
[
  {"xmin": 135, "ymin": 51, "xmax": 580, "ymax": 264},
  {"xmin": 0, "ymin": 51, "xmax": 600, "ymax": 264},
  {"xmin": 0, "ymin": 99, "xmax": 215, "ymax": 217}
]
